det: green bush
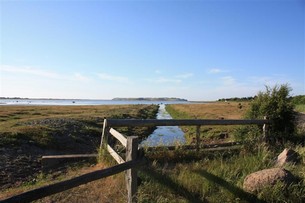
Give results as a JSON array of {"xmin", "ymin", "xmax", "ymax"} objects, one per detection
[
  {"xmin": 246, "ymin": 84, "xmax": 296, "ymax": 141},
  {"xmin": 291, "ymin": 95, "xmax": 305, "ymax": 105},
  {"xmin": 234, "ymin": 125, "xmax": 261, "ymax": 142}
]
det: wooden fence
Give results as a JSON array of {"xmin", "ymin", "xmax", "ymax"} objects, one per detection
[
  {"xmin": 103, "ymin": 118, "xmax": 270, "ymax": 151},
  {"xmin": 0, "ymin": 122, "xmax": 144, "ymax": 203},
  {"xmin": 102, "ymin": 126, "xmax": 141, "ymax": 203},
  {"xmin": 1, "ymin": 118, "xmax": 269, "ymax": 203},
  {"xmin": 0, "ymin": 160, "xmax": 144, "ymax": 203},
  {"xmin": 100, "ymin": 118, "xmax": 270, "ymax": 202}
]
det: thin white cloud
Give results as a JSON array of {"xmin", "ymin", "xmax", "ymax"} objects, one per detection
[
  {"xmin": 97, "ymin": 73, "xmax": 130, "ymax": 83},
  {"xmin": 208, "ymin": 68, "xmax": 222, "ymax": 74},
  {"xmin": 0, "ymin": 65, "xmax": 61, "ymax": 79},
  {"xmin": 155, "ymin": 70, "xmax": 162, "ymax": 74},
  {"xmin": 208, "ymin": 68, "xmax": 230, "ymax": 74},
  {"xmin": 248, "ymin": 75, "xmax": 295, "ymax": 88},
  {"xmin": 221, "ymin": 76, "xmax": 236, "ymax": 86},
  {"xmin": 72, "ymin": 73, "xmax": 91, "ymax": 82},
  {"xmin": 249, "ymin": 76, "xmax": 272, "ymax": 84},
  {"xmin": 175, "ymin": 73, "xmax": 193, "ymax": 79},
  {"xmin": 147, "ymin": 77, "xmax": 182, "ymax": 84},
  {"xmin": 1, "ymin": 65, "xmax": 93, "ymax": 82},
  {"xmin": 146, "ymin": 72, "xmax": 193, "ymax": 84}
]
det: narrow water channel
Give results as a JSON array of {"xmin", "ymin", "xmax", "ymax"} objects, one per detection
[{"xmin": 141, "ymin": 104, "xmax": 186, "ymax": 146}]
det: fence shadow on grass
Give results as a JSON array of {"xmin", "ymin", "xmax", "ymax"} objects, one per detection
[
  {"xmin": 195, "ymin": 170, "xmax": 267, "ymax": 203},
  {"xmin": 140, "ymin": 166, "xmax": 207, "ymax": 203}
]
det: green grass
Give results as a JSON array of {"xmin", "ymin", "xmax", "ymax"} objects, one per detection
[
  {"xmin": 2, "ymin": 103, "xmax": 305, "ymax": 202},
  {"xmin": 135, "ymin": 103, "xmax": 305, "ymax": 202},
  {"xmin": 138, "ymin": 145, "xmax": 305, "ymax": 202},
  {"xmin": 0, "ymin": 104, "xmax": 159, "ymax": 149},
  {"xmin": 295, "ymin": 104, "xmax": 305, "ymax": 113},
  {"xmin": 0, "ymin": 104, "xmax": 159, "ymax": 201},
  {"xmin": 166, "ymin": 104, "xmax": 251, "ymax": 144}
]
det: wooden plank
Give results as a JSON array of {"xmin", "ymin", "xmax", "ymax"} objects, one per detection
[
  {"xmin": 144, "ymin": 142, "xmax": 242, "ymax": 151},
  {"xmin": 41, "ymin": 154, "xmax": 98, "ymax": 170},
  {"xmin": 263, "ymin": 116, "xmax": 269, "ymax": 142},
  {"xmin": 0, "ymin": 160, "xmax": 145, "ymax": 203},
  {"xmin": 42, "ymin": 154, "xmax": 97, "ymax": 159},
  {"xmin": 110, "ymin": 128, "xmax": 127, "ymax": 147},
  {"xmin": 106, "ymin": 119, "xmax": 269, "ymax": 127},
  {"xmin": 126, "ymin": 136, "xmax": 138, "ymax": 203},
  {"xmin": 107, "ymin": 145, "xmax": 125, "ymax": 164},
  {"xmin": 100, "ymin": 119, "xmax": 107, "ymax": 148},
  {"xmin": 196, "ymin": 125, "xmax": 200, "ymax": 152}
]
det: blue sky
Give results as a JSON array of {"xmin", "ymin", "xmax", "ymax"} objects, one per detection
[{"xmin": 0, "ymin": 0, "xmax": 304, "ymax": 101}]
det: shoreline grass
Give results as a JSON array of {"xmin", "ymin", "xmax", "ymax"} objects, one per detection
[
  {"xmin": 135, "ymin": 103, "xmax": 305, "ymax": 202},
  {"xmin": 1, "ymin": 103, "xmax": 305, "ymax": 202},
  {"xmin": 166, "ymin": 102, "xmax": 251, "ymax": 144},
  {"xmin": 0, "ymin": 104, "xmax": 159, "ymax": 199},
  {"xmin": 296, "ymin": 104, "xmax": 305, "ymax": 113}
]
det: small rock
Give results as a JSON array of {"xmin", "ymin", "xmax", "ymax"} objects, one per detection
[
  {"xmin": 243, "ymin": 168, "xmax": 295, "ymax": 193},
  {"xmin": 218, "ymin": 132, "xmax": 228, "ymax": 139},
  {"xmin": 276, "ymin": 148, "xmax": 301, "ymax": 167}
]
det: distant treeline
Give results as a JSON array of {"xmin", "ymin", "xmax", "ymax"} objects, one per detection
[
  {"xmin": 218, "ymin": 96, "xmax": 255, "ymax": 102},
  {"xmin": 0, "ymin": 97, "xmax": 26, "ymax": 99},
  {"xmin": 112, "ymin": 97, "xmax": 188, "ymax": 101},
  {"xmin": 290, "ymin": 95, "xmax": 305, "ymax": 105},
  {"xmin": 218, "ymin": 95, "xmax": 305, "ymax": 104}
]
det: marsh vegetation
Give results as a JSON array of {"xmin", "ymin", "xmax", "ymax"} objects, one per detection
[
  {"xmin": 1, "ymin": 86, "xmax": 305, "ymax": 202},
  {"xmin": 0, "ymin": 104, "xmax": 158, "ymax": 193}
]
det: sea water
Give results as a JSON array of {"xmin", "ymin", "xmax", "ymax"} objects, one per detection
[
  {"xmin": 141, "ymin": 104, "xmax": 186, "ymax": 146},
  {"xmin": 0, "ymin": 99, "xmax": 187, "ymax": 106}
]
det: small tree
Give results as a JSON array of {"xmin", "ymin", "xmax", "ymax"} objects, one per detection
[{"xmin": 246, "ymin": 84, "xmax": 296, "ymax": 140}]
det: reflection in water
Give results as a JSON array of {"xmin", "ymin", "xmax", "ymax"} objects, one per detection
[{"xmin": 141, "ymin": 104, "xmax": 186, "ymax": 146}]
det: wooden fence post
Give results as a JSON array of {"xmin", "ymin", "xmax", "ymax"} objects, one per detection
[
  {"xmin": 100, "ymin": 119, "xmax": 108, "ymax": 149},
  {"xmin": 263, "ymin": 116, "xmax": 269, "ymax": 143},
  {"xmin": 196, "ymin": 125, "xmax": 201, "ymax": 151},
  {"xmin": 126, "ymin": 136, "xmax": 138, "ymax": 203},
  {"xmin": 99, "ymin": 119, "xmax": 111, "ymax": 162}
]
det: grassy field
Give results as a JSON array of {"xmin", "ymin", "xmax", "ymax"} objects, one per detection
[
  {"xmin": 167, "ymin": 102, "xmax": 250, "ymax": 119},
  {"xmin": 138, "ymin": 147, "xmax": 305, "ymax": 203},
  {"xmin": 0, "ymin": 104, "xmax": 158, "ymax": 198},
  {"xmin": 296, "ymin": 104, "xmax": 305, "ymax": 113},
  {"xmin": 136, "ymin": 102, "xmax": 305, "ymax": 202},
  {"xmin": 0, "ymin": 104, "xmax": 158, "ymax": 149},
  {"xmin": 166, "ymin": 102, "xmax": 252, "ymax": 143},
  {"xmin": 1, "ymin": 102, "xmax": 305, "ymax": 202}
]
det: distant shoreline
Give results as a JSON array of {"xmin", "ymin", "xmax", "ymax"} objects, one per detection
[
  {"xmin": 0, "ymin": 98, "xmax": 190, "ymax": 106},
  {"xmin": 112, "ymin": 97, "xmax": 188, "ymax": 101},
  {"xmin": 0, "ymin": 97, "xmax": 188, "ymax": 101}
]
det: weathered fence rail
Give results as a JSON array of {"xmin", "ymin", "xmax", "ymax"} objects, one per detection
[
  {"xmin": 106, "ymin": 118, "xmax": 269, "ymax": 127},
  {"xmin": 1, "ymin": 118, "xmax": 269, "ymax": 203},
  {"xmin": 1, "ymin": 123, "xmax": 144, "ymax": 203},
  {"xmin": 104, "ymin": 118, "xmax": 270, "ymax": 151},
  {"xmin": 41, "ymin": 154, "xmax": 97, "ymax": 170},
  {"xmin": 103, "ymin": 124, "xmax": 140, "ymax": 203},
  {"xmin": 0, "ymin": 160, "xmax": 144, "ymax": 203},
  {"xmin": 144, "ymin": 141, "xmax": 242, "ymax": 152}
]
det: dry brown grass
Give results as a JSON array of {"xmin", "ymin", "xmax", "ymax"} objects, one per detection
[
  {"xmin": 0, "ymin": 105, "xmax": 146, "ymax": 129},
  {"xmin": 38, "ymin": 163, "xmax": 127, "ymax": 203},
  {"xmin": 0, "ymin": 162, "xmax": 127, "ymax": 203},
  {"xmin": 0, "ymin": 103, "xmax": 252, "ymax": 202},
  {"xmin": 0, "ymin": 104, "xmax": 158, "ymax": 202},
  {"xmin": 170, "ymin": 102, "xmax": 249, "ymax": 119},
  {"xmin": 167, "ymin": 102, "xmax": 251, "ymax": 143}
]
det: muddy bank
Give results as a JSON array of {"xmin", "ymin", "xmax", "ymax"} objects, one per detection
[{"xmin": 0, "ymin": 105, "xmax": 159, "ymax": 190}]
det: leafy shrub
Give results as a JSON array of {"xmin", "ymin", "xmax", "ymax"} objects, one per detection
[
  {"xmin": 246, "ymin": 84, "xmax": 296, "ymax": 141},
  {"xmin": 234, "ymin": 125, "xmax": 261, "ymax": 142},
  {"xmin": 291, "ymin": 95, "xmax": 305, "ymax": 105}
]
